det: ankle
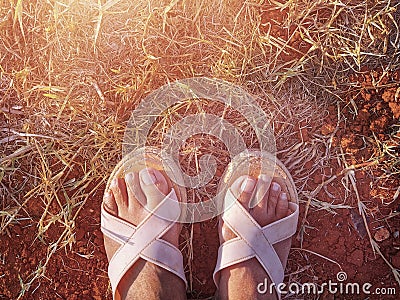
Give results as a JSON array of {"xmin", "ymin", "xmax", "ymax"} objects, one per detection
[
  {"xmin": 218, "ymin": 259, "xmax": 278, "ymax": 300},
  {"xmin": 119, "ymin": 260, "xmax": 186, "ymax": 300}
]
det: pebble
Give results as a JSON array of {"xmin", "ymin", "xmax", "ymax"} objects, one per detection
[
  {"xmin": 392, "ymin": 255, "xmax": 400, "ymax": 268},
  {"xmin": 374, "ymin": 227, "xmax": 390, "ymax": 242},
  {"xmin": 348, "ymin": 249, "xmax": 364, "ymax": 267},
  {"xmin": 321, "ymin": 123, "xmax": 335, "ymax": 135}
]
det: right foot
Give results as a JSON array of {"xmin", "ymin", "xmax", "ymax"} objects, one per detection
[
  {"xmin": 217, "ymin": 174, "xmax": 292, "ymax": 300},
  {"xmin": 103, "ymin": 168, "xmax": 186, "ymax": 300}
]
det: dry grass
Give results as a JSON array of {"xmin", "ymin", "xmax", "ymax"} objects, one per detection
[{"xmin": 0, "ymin": 0, "xmax": 399, "ymax": 298}]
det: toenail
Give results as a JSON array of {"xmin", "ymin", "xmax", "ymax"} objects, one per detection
[
  {"xmin": 240, "ymin": 178, "xmax": 256, "ymax": 193},
  {"xmin": 140, "ymin": 169, "xmax": 157, "ymax": 185},
  {"xmin": 280, "ymin": 192, "xmax": 287, "ymax": 200},
  {"xmin": 258, "ymin": 174, "xmax": 269, "ymax": 182},
  {"xmin": 125, "ymin": 172, "xmax": 134, "ymax": 182},
  {"xmin": 272, "ymin": 182, "xmax": 280, "ymax": 191},
  {"xmin": 110, "ymin": 178, "xmax": 117, "ymax": 188}
]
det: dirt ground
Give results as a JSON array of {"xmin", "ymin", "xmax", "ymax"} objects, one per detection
[
  {"xmin": 1, "ymin": 68, "xmax": 399, "ymax": 300},
  {"xmin": 1, "ymin": 2, "xmax": 400, "ymax": 300}
]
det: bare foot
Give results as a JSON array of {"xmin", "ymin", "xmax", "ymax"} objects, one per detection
[
  {"xmin": 103, "ymin": 168, "xmax": 186, "ymax": 300},
  {"xmin": 218, "ymin": 174, "xmax": 291, "ymax": 300}
]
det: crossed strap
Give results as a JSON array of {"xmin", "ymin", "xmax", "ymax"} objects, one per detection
[
  {"xmin": 213, "ymin": 189, "xmax": 299, "ymax": 299},
  {"xmin": 101, "ymin": 190, "xmax": 187, "ymax": 300}
]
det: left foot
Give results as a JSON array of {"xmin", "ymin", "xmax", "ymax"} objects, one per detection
[{"xmin": 217, "ymin": 174, "xmax": 292, "ymax": 300}]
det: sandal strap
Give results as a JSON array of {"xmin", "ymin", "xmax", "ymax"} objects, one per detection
[
  {"xmin": 101, "ymin": 190, "xmax": 187, "ymax": 299},
  {"xmin": 261, "ymin": 202, "xmax": 299, "ymax": 244},
  {"xmin": 213, "ymin": 189, "xmax": 299, "ymax": 296}
]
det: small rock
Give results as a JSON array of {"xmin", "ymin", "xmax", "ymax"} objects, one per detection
[
  {"xmin": 389, "ymin": 102, "xmax": 400, "ymax": 119},
  {"xmin": 355, "ymin": 171, "xmax": 366, "ymax": 180},
  {"xmin": 75, "ymin": 228, "xmax": 85, "ymax": 241},
  {"xmin": 348, "ymin": 249, "xmax": 364, "ymax": 267},
  {"xmin": 336, "ymin": 246, "xmax": 346, "ymax": 256},
  {"xmin": 374, "ymin": 227, "xmax": 390, "ymax": 242},
  {"xmin": 382, "ymin": 87, "xmax": 396, "ymax": 102},
  {"xmin": 313, "ymin": 173, "xmax": 323, "ymax": 184},
  {"xmin": 21, "ymin": 247, "xmax": 30, "ymax": 259},
  {"xmin": 321, "ymin": 123, "xmax": 335, "ymax": 135},
  {"xmin": 392, "ymin": 254, "xmax": 400, "ymax": 268},
  {"xmin": 350, "ymin": 209, "xmax": 367, "ymax": 238}
]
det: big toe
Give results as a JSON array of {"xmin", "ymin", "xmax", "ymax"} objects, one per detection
[
  {"xmin": 103, "ymin": 190, "xmax": 118, "ymax": 215},
  {"xmin": 139, "ymin": 168, "xmax": 169, "ymax": 210},
  {"xmin": 229, "ymin": 175, "xmax": 257, "ymax": 210}
]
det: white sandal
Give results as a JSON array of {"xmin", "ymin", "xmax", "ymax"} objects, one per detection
[
  {"xmin": 213, "ymin": 150, "xmax": 299, "ymax": 299},
  {"xmin": 101, "ymin": 147, "xmax": 187, "ymax": 300}
]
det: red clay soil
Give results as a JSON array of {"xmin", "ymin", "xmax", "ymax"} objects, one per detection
[
  {"xmin": 259, "ymin": 4, "xmax": 312, "ymax": 61},
  {"xmin": 1, "ymin": 3, "xmax": 399, "ymax": 298},
  {"xmin": 187, "ymin": 69, "xmax": 400, "ymax": 299}
]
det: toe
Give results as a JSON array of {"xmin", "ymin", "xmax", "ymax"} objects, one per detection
[
  {"xmin": 266, "ymin": 181, "xmax": 281, "ymax": 220},
  {"xmin": 139, "ymin": 168, "xmax": 169, "ymax": 210},
  {"xmin": 253, "ymin": 174, "xmax": 271, "ymax": 209},
  {"xmin": 251, "ymin": 174, "xmax": 271, "ymax": 225},
  {"xmin": 125, "ymin": 172, "xmax": 147, "ymax": 208},
  {"xmin": 103, "ymin": 190, "xmax": 118, "ymax": 215},
  {"xmin": 230, "ymin": 175, "xmax": 256, "ymax": 210},
  {"xmin": 110, "ymin": 178, "xmax": 129, "ymax": 208},
  {"xmin": 276, "ymin": 192, "xmax": 289, "ymax": 219},
  {"xmin": 125, "ymin": 173, "xmax": 147, "ymax": 215}
]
